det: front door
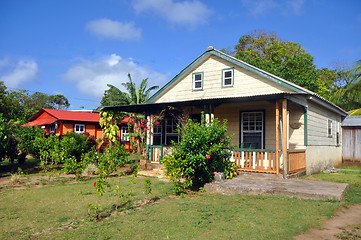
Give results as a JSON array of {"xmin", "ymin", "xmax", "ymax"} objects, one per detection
[{"xmin": 240, "ymin": 111, "xmax": 264, "ymax": 149}]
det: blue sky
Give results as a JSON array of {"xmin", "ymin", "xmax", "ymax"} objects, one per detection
[{"xmin": 0, "ymin": 0, "xmax": 360, "ymax": 110}]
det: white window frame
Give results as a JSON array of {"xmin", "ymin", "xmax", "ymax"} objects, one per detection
[
  {"xmin": 192, "ymin": 72, "xmax": 203, "ymax": 91},
  {"xmin": 327, "ymin": 119, "xmax": 333, "ymax": 138},
  {"xmin": 222, "ymin": 68, "xmax": 234, "ymax": 87},
  {"xmin": 165, "ymin": 119, "xmax": 179, "ymax": 145},
  {"xmin": 121, "ymin": 126, "xmax": 129, "ymax": 141},
  {"xmin": 241, "ymin": 112, "xmax": 264, "ymax": 149},
  {"xmin": 74, "ymin": 124, "xmax": 85, "ymax": 134}
]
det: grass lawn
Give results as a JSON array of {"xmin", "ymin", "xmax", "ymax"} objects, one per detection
[{"xmin": 0, "ymin": 165, "xmax": 360, "ymax": 240}]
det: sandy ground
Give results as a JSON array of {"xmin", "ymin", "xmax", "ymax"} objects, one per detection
[{"xmin": 295, "ymin": 204, "xmax": 361, "ymax": 240}]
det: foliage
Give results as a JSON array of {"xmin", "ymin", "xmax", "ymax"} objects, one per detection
[
  {"xmin": 100, "ymin": 73, "xmax": 159, "ymax": 107},
  {"xmin": 144, "ymin": 178, "xmax": 152, "ymax": 196},
  {"xmin": 0, "ymin": 81, "xmax": 70, "ymax": 123},
  {"xmin": 99, "ymin": 110, "xmax": 121, "ymax": 144},
  {"xmin": 82, "ymin": 163, "xmax": 99, "ymax": 176},
  {"xmin": 16, "ymin": 125, "xmax": 44, "ymax": 158},
  {"xmin": 163, "ymin": 118, "xmax": 236, "ymax": 189},
  {"xmin": 0, "ymin": 113, "xmax": 10, "ymax": 162},
  {"xmin": 234, "ymin": 30, "xmax": 321, "ymax": 94}
]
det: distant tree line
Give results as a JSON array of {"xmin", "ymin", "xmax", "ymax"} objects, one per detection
[{"xmin": 0, "ymin": 81, "xmax": 70, "ymax": 123}]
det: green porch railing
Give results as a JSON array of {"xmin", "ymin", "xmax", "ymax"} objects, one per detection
[
  {"xmin": 146, "ymin": 145, "xmax": 163, "ymax": 164},
  {"xmin": 231, "ymin": 148, "xmax": 277, "ymax": 173}
]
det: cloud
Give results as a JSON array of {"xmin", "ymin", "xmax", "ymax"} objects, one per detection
[
  {"xmin": 132, "ymin": 0, "xmax": 212, "ymax": 29},
  {"xmin": 0, "ymin": 59, "xmax": 38, "ymax": 88},
  {"xmin": 63, "ymin": 54, "xmax": 167, "ymax": 98},
  {"xmin": 86, "ymin": 18, "xmax": 142, "ymax": 41},
  {"xmin": 242, "ymin": 0, "xmax": 305, "ymax": 16}
]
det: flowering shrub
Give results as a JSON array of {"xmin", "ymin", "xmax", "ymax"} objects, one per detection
[{"xmin": 163, "ymin": 117, "xmax": 236, "ymax": 190}]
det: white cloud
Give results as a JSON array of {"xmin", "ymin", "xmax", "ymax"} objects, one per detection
[
  {"xmin": 0, "ymin": 59, "xmax": 38, "ymax": 88},
  {"xmin": 132, "ymin": 0, "xmax": 212, "ymax": 29},
  {"xmin": 63, "ymin": 54, "xmax": 167, "ymax": 98},
  {"xmin": 86, "ymin": 18, "xmax": 142, "ymax": 41},
  {"xmin": 286, "ymin": 0, "xmax": 305, "ymax": 15}
]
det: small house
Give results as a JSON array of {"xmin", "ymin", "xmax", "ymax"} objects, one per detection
[
  {"xmin": 342, "ymin": 116, "xmax": 361, "ymax": 162},
  {"xmin": 103, "ymin": 47, "xmax": 348, "ymax": 175}
]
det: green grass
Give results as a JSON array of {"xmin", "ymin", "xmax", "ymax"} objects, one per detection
[{"xmin": 0, "ymin": 166, "xmax": 360, "ymax": 240}]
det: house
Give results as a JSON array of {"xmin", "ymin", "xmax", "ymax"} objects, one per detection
[
  {"xmin": 342, "ymin": 116, "xmax": 361, "ymax": 162},
  {"xmin": 103, "ymin": 47, "xmax": 348, "ymax": 175},
  {"xmin": 22, "ymin": 108, "xmax": 132, "ymax": 150}
]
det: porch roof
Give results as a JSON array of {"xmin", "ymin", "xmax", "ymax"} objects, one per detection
[{"xmin": 102, "ymin": 92, "xmax": 346, "ymax": 117}]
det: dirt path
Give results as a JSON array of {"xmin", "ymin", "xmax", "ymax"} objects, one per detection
[{"xmin": 295, "ymin": 204, "xmax": 361, "ymax": 240}]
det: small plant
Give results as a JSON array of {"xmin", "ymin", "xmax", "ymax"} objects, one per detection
[
  {"xmin": 82, "ymin": 163, "xmax": 99, "ymax": 176},
  {"xmin": 131, "ymin": 163, "xmax": 139, "ymax": 177},
  {"xmin": 144, "ymin": 178, "xmax": 152, "ymax": 196},
  {"xmin": 87, "ymin": 203, "xmax": 102, "ymax": 221},
  {"xmin": 10, "ymin": 173, "xmax": 21, "ymax": 184}
]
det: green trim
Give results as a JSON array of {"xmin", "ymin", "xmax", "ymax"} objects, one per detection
[
  {"xmin": 221, "ymin": 67, "xmax": 234, "ymax": 88},
  {"xmin": 211, "ymin": 50, "xmax": 302, "ymax": 92},
  {"xmin": 146, "ymin": 50, "xmax": 211, "ymax": 103},
  {"xmin": 303, "ymin": 107, "xmax": 308, "ymax": 146},
  {"xmin": 192, "ymin": 72, "xmax": 204, "ymax": 91},
  {"xmin": 146, "ymin": 48, "xmax": 304, "ymax": 104},
  {"xmin": 147, "ymin": 145, "xmax": 164, "ymax": 164}
]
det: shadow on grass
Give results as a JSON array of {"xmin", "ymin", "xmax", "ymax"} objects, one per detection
[{"xmin": 0, "ymin": 157, "xmax": 42, "ymax": 177}]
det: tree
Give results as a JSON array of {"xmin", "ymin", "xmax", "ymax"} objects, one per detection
[
  {"xmin": 234, "ymin": 30, "xmax": 321, "ymax": 94},
  {"xmin": 48, "ymin": 94, "xmax": 70, "ymax": 110},
  {"xmin": 100, "ymin": 73, "xmax": 159, "ymax": 107},
  {"xmin": 329, "ymin": 60, "xmax": 361, "ymax": 111}
]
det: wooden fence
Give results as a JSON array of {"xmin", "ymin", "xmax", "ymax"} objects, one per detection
[
  {"xmin": 287, "ymin": 149, "xmax": 306, "ymax": 174},
  {"xmin": 231, "ymin": 149, "xmax": 278, "ymax": 173}
]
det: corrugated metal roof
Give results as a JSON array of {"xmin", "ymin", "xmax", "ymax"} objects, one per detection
[
  {"xmin": 28, "ymin": 108, "xmax": 100, "ymax": 122},
  {"xmin": 342, "ymin": 116, "xmax": 361, "ymax": 127}
]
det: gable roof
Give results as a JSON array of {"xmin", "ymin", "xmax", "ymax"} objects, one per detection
[
  {"xmin": 28, "ymin": 108, "xmax": 101, "ymax": 122},
  {"xmin": 144, "ymin": 46, "xmax": 347, "ymax": 117},
  {"xmin": 146, "ymin": 46, "xmax": 313, "ymax": 104}
]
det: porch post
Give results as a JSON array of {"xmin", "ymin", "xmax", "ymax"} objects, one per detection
[
  {"xmin": 205, "ymin": 105, "xmax": 210, "ymax": 124},
  {"xmin": 210, "ymin": 104, "xmax": 214, "ymax": 121},
  {"xmin": 275, "ymin": 100, "xmax": 280, "ymax": 174},
  {"xmin": 282, "ymin": 99, "xmax": 288, "ymax": 176},
  {"xmin": 146, "ymin": 115, "xmax": 153, "ymax": 145}
]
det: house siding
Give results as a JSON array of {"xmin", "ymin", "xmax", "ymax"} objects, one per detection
[
  {"xmin": 306, "ymin": 101, "xmax": 342, "ymax": 174},
  {"xmin": 214, "ymin": 101, "xmax": 277, "ymax": 149},
  {"xmin": 288, "ymin": 103, "xmax": 305, "ymax": 149},
  {"xmin": 154, "ymin": 55, "xmax": 293, "ymax": 103}
]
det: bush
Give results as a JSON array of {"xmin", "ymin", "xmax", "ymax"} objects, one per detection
[
  {"xmin": 163, "ymin": 118, "xmax": 236, "ymax": 189},
  {"xmin": 16, "ymin": 126, "xmax": 43, "ymax": 158},
  {"xmin": 82, "ymin": 163, "xmax": 99, "ymax": 176}
]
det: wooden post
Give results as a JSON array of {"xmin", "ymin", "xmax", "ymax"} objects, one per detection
[
  {"xmin": 275, "ymin": 100, "xmax": 280, "ymax": 174},
  {"xmin": 282, "ymin": 99, "xmax": 288, "ymax": 176}
]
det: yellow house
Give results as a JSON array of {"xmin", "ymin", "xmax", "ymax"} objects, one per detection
[{"xmin": 103, "ymin": 47, "xmax": 347, "ymax": 175}]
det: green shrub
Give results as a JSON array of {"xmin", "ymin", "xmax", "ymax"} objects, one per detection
[
  {"xmin": 16, "ymin": 126, "xmax": 43, "ymax": 158},
  {"xmin": 163, "ymin": 118, "xmax": 236, "ymax": 189}
]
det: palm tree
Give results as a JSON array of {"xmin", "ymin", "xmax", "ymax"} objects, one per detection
[
  {"xmin": 330, "ymin": 60, "xmax": 361, "ymax": 111},
  {"xmin": 100, "ymin": 73, "xmax": 159, "ymax": 107}
]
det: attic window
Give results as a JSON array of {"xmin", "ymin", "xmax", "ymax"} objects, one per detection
[
  {"xmin": 193, "ymin": 72, "xmax": 203, "ymax": 91},
  {"xmin": 222, "ymin": 68, "xmax": 234, "ymax": 87}
]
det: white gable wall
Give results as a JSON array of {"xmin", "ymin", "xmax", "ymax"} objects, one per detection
[{"xmin": 153, "ymin": 55, "xmax": 294, "ymax": 103}]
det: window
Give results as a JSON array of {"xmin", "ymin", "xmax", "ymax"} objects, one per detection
[
  {"xmin": 165, "ymin": 119, "xmax": 179, "ymax": 145},
  {"xmin": 192, "ymin": 72, "xmax": 203, "ymax": 90},
  {"xmin": 74, "ymin": 124, "xmax": 85, "ymax": 134},
  {"xmin": 153, "ymin": 121, "xmax": 163, "ymax": 145},
  {"xmin": 222, "ymin": 68, "xmax": 234, "ymax": 87},
  {"xmin": 328, "ymin": 119, "xmax": 333, "ymax": 138},
  {"xmin": 240, "ymin": 112, "xmax": 264, "ymax": 149},
  {"xmin": 336, "ymin": 121, "xmax": 340, "ymax": 145},
  {"xmin": 152, "ymin": 117, "xmax": 179, "ymax": 145},
  {"xmin": 121, "ymin": 126, "xmax": 129, "ymax": 141},
  {"xmin": 50, "ymin": 125, "xmax": 55, "ymax": 134}
]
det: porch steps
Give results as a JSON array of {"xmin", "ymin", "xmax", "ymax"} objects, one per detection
[{"xmin": 204, "ymin": 172, "xmax": 348, "ymax": 201}]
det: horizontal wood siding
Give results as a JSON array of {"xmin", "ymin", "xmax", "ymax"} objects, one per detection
[
  {"xmin": 288, "ymin": 103, "xmax": 305, "ymax": 149},
  {"xmin": 307, "ymin": 101, "xmax": 341, "ymax": 146},
  {"xmin": 154, "ymin": 55, "xmax": 293, "ymax": 103},
  {"xmin": 62, "ymin": 123, "xmax": 73, "ymax": 134},
  {"xmin": 214, "ymin": 102, "xmax": 276, "ymax": 149}
]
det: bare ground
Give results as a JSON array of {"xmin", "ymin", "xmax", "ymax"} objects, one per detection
[{"xmin": 295, "ymin": 204, "xmax": 361, "ymax": 240}]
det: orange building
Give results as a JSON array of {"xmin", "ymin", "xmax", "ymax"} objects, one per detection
[{"xmin": 22, "ymin": 108, "xmax": 132, "ymax": 150}]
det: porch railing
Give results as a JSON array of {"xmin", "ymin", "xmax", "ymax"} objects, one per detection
[
  {"xmin": 231, "ymin": 148, "xmax": 278, "ymax": 174},
  {"xmin": 287, "ymin": 149, "xmax": 306, "ymax": 174},
  {"xmin": 146, "ymin": 145, "xmax": 163, "ymax": 164}
]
